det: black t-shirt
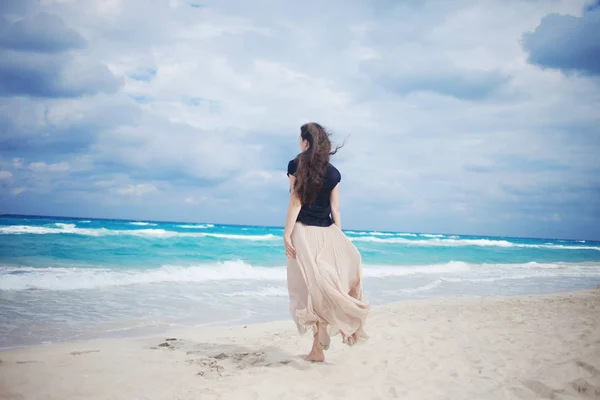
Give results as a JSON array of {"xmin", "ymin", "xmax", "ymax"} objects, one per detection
[{"xmin": 287, "ymin": 158, "xmax": 342, "ymax": 227}]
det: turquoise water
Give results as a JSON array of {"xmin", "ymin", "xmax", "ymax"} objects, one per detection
[{"xmin": 1, "ymin": 214, "xmax": 599, "ymax": 348}]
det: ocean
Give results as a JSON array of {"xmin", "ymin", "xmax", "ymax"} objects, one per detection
[{"xmin": 1, "ymin": 214, "xmax": 599, "ymax": 349}]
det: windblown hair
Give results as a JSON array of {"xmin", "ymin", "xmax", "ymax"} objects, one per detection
[{"xmin": 294, "ymin": 122, "xmax": 343, "ymax": 205}]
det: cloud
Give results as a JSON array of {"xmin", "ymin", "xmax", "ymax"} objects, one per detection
[
  {"xmin": 0, "ymin": 170, "xmax": 13, "ymax": 180},
  {"xmin": 116, "ymin": 183, "xmax": 158, "ymax": 196},
  {"xmin": 0, "ymin": 12, "xmax": 86, "ymax": 53},
  {"xmin": 28, "ymin": 161, "xmax": 70, "ymax": 172},
  {"xmin": 94, "ymin": 180, "xmax": 116, "ymax": 188},
  {"xmin": 11, "ymin": 187, "xmax": 25, "ymax": 196},
  {"xmin": 522, "ymin": 5, "xmax": 600, "ymax": 76},
  {"xmin": 363, "ymin": 57, "xmax": 511, "ymax": 100},
  {"xmin": 0, "ymin": 0, "xmax": 598, "ymax": 239},
  {"xmin": 0, "ymin": 50, "xmax": 122, "ymax": 98},
  {"xmin": 0, "ymin": 11, "xmax": 122, "ymax": 98},
  {"xmin": 0, "ymin": 94, "xmax": 139, "ymax": 154},
  {"xmin": 12, "ymin": 158, "xmax": 23, "ymax": 168},
  {"xmin": 0, "ymin": 0, "xmax": 36, "ymax": 17}
]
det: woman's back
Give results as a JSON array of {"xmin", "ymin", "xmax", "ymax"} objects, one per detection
[{"xmin": 287, "ymin": 159, "xmax": 341, "ymax": 227}]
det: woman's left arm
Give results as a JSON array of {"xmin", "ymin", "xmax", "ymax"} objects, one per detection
[{"xmin": 283, "ymin": 175, "xmax": 302, "ymax": 259}]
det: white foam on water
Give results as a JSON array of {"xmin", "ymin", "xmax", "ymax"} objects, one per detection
[
  {"xmin": 362, "ymin": 261, "xmax": 472, "ymax": 277},
  {"xmin": 0, "ymin": 225, "xmax": 277, "ymax": 241},
  {"xmin": 351, "ymin": 236, "xmax": 600, "ymax": 250},
  {"xmin": 345, "ymin": 231, "xmax": 436, "ymax": 238},
  {"xmin": 346, "ymin": 230, "xmax": 408, "ymax": 236},
  {"xmin": 54, "ymin": 223, "xmax": 76, "ymax": 229},
  {"xmin": 224, "ymin": 287, "xmax": 288, "ymax": 297},
  {"xmin": 3, "ymin": 261, "xmax": 598, "ymax": 292},
  {"xmin": 420, "ymin": 234, "xmax": 445, "ymax": 238},
  {"xmin": 384, "ymin": 279, "xmax": 444, "ymax": 294},
  {"xmin": 177, "ymin": 224, "xmax": 214, "ymax": 229},
  {"xmin": 4, "ymin": 224, "xmax": 596, "ymax": 251},
  {"xmin": 407, "ymin": 279, "xmax": 443, "ymax": 293},
  {"xmin": 129, "ymin": 222, "xmax": 158, "ymax": 226},
  {"xmin": 0, "ymin": 260, "xmax": 286, "ymax": 291},
  {"xmin": 206, "ymin": 233, "xmax": 277, "ymax": 241}
]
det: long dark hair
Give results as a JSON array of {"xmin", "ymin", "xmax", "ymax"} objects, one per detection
[{"xmin": 294, "ymin": 122, "xmax": 343, "ymax": 205}]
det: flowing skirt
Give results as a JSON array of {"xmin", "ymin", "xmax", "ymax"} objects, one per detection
[{"xmin": 286, "ymin": 222, "xmax": 369, "ymax": 345}]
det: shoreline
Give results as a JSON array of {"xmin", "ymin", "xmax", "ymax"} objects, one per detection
[
  {"xmin": 2, "ymin": 285, "xmax": 599, "ymax": 352},
  {"xmin": 0, "ymin": 311, "xmax": 257, "ymax": 353},
  {"xmin": 1, "ymin": 288, "xmax": 599, "ymax": 399}
]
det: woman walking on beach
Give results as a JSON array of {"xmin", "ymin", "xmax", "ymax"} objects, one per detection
[{"xmin": 284, "ymin": 122, "xmax": 369, "ymax": 362}]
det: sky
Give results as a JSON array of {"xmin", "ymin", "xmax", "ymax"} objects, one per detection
[{"xmin": 0, "ymin": 0, "xmax": 599, "ymax": 240}]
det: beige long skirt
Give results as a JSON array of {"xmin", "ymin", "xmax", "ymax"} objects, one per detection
[{"xmin": 286, "ymin": 222, "xmax": 369, "ymax": 345}]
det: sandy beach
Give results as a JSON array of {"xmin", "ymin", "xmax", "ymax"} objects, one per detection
[{"xmin": 1, "ymin": 288, "xmax": 598, "ymax": 400}]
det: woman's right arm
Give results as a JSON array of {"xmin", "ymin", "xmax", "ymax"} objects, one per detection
[
  {"xmin": 283, "ymin": 175, "xmax": 302, "ymax": 259},
  {"xmin": 330, "ymin": 185, "xmax": 341, "ymax": 229}
]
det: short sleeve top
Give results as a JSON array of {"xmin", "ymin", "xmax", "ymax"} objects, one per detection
[{"xmin": 287, "ymin": 158, "xmax": 342, "ymax": 227}]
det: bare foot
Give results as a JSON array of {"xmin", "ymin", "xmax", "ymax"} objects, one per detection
[
  {"xmin": 303, "ymin": 351, "xmax": 325, "ymax": 362},
  {"xmin": 344, "ymin": 333, "xmax": 357, "ymax": 346}
]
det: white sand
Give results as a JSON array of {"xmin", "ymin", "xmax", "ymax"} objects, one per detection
[{"xmin": 1, "ymin": 289, "xmax": 599, "ymax": 400}]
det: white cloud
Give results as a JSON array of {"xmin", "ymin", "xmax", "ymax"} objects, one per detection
[
  {"xmin": 28, "ymin": 161, "xmax": 70, "ymax": 172},
  {"xmin": 0, "ymin": 170, "xmax": 13, "ymax": 180},
  {"xmin": 116, "ymin": 183, "xmax": 158, "ymax": 196},
  {"xmin": 94, "ymin": 180, "xmax": 116, "ymax": 187},
  {"xmin": 11, "ymin": 187, "xmax": 25, "ymax": 196},
  {"xmin": 12, "ymin": 158, "xmax": 23, "ymax": 168}
]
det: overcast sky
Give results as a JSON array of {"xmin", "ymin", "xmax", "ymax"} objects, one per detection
[{"xmin": 0, "ymin": 0, "xmax": 599, "ymax": 239}]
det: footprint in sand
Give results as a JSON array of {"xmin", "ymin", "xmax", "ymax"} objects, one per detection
[
  {"xmin": 187, "ymin": 358, "xmax": 225, "ymax": 378},
  {"xmin": 570, "ymin": 378, "xmax": 600, "ymax": 397},
  {"xmin": 571, "ymin": 360, "xmax": 600, "ymax": 398},
  {"xmin": 70, "ymin": 350, "xmax": 100, "ymax": 356},
  {"xmin": 523, "ymin": 380, "xmax": 564, "ymax": 399},
  {"xmin": 156, "ymin": 338, "xmax": 183, "ymax": 350},
  {"xmin": 576, "ymin": 360, "xmax": 599, "ymax": 376},
  {"xmin": 522, "ymin": 360, "xmax": 600, "ymax": 399}
]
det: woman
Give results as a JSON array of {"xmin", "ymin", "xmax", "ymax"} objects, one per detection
[{"xmin": 283, "ymin": 122, "xmax": 369, "ymax": 362}]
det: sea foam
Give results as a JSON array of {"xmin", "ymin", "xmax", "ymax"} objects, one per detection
[
  {"xmin": 2, "ymin": 261, "xmax": 598, "ymax": 291},
  {"xmin": 0, "ymin": 225, "xmax": 277, "ymax": 241},
  {"xmin": 351, "ymin": 236, "xmax": 600, "ymax": 250}
]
